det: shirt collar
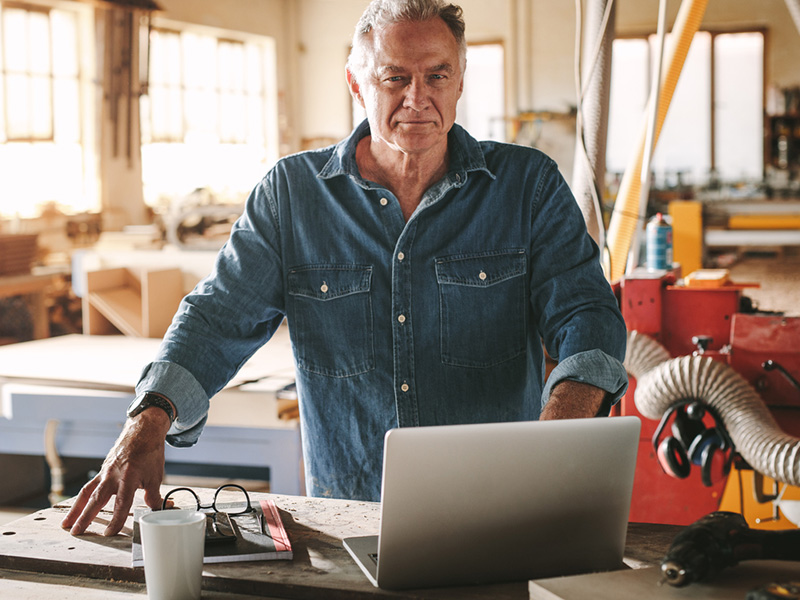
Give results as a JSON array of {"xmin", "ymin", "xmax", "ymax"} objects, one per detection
[{"xmin": 317, "ymin": 119, "xmax": 496, "ymax": 185}]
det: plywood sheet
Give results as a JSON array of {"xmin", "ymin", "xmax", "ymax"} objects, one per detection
[{"xmin": 0, "ymin": 326, "xmax": 294, "ymax": 392}]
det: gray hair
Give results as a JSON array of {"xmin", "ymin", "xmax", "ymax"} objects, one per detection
[{"xmin": 347, "ymin": 0, "xmax": 467, "ymax": 82}]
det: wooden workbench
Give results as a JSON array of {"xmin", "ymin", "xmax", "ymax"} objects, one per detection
[
  {"xmin": 0, "ymin": 487, "xmax": 681, "ymax": 599},
  {"xmin": 0, "ymin": 271, "xmax": 60, "ymax": 340}
]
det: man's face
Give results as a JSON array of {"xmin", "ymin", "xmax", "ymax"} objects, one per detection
[{"xmin": 348, "ymin": 17, "xmax": 464, "ymax": 158}]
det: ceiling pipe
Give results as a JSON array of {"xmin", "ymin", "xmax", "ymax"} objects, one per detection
[{"xmin": 785, "ymin": 0, "xmax": 800, "ymax": 37}]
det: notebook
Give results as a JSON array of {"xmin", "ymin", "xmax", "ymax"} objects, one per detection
[{"xmin": 343, "ymin": 416, "xmax": 640, "ymax": 590}]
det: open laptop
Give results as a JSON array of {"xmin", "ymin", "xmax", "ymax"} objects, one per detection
[{"xmin": 343, "ymin": 416, "xmax": 640, "ymax": 590}]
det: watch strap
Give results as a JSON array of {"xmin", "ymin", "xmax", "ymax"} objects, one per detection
[{"xmin": 127, "ymin": 392, "xmax": 176, "ymax": 423}]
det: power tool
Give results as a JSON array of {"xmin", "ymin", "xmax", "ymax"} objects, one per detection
[{"xmin": 660, "ymin": 511, "xmax": 800, "ymax": 587}]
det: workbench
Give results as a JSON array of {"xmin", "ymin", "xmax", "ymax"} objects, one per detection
[
  {"xmin": 0, "ymin": 271, "xmax": 60, "ymax": 340},
  {"xmin": 0, "ymin": 487, "xmax": 682, "ymax": 600},
  {"xmin": 0, "ymin": 327, "xmax": 304, "ymax": 495}
]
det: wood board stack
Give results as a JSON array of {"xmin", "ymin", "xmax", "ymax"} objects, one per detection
[{"xmin": 0, "ymin": 234, "xmax": 38, "ymax": 275}]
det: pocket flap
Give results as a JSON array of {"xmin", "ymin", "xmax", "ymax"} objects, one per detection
[
  {"xmin": 288, "ymin": 265, "xmax": 372, "ymax": 300},
  {"xmin": 435, "ymin": 250, "xmax": 526, "ymax": 288}
]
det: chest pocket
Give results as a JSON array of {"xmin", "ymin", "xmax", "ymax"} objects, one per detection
[
  {"xmin": 435, "ymin": 250, "xmax": 527, "ymax": 368},
  {"xmin": 288, "ymin": 265, "xmax": 374, "ymax": 377}
]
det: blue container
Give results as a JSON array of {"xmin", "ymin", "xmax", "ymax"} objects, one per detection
[{"xmin": 646, "ymin": 213, "xmax": 673, "ymax": 271}]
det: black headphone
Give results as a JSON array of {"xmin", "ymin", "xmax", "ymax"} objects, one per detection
[{"xmin": 652, "ymin": 401, "xmax": 734, "ymax": 487}]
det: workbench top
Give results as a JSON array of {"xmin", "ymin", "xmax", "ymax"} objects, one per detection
[{"xmin": 0, "ymin": 487, "xmax": 680, "ymax": 599}]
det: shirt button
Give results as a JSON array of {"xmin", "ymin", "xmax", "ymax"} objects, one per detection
[
  {"xmin": 397, "ymin": 314, "xmax": 406, "ymax": 324},
  {"xmin": 479, "ymin": 271, "xmax": 487, "ymax": 281},
  {"xmin": 380, "ymin": 198, "xmax": 388, "ymax": 206},
  {"xmin": 401, "ymin": 383, "xmax": 409, "ymax": 393},
  {"xmin": 397, "ymin": 252, "xmax": 405, "ymax": 262},
  {"xmin": 320, "ymin": 283, "xmax": 329, "ymax": 293}
]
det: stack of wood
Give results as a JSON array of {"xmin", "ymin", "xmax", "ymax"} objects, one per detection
[{"xmin": 0, "ymin": 234, "xmax": 38, "ymax": 275}]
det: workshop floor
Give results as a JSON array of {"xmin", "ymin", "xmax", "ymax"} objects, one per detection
[{"xmin": 728, "ymin": 248, "xmax": 800, "ymax": 316}]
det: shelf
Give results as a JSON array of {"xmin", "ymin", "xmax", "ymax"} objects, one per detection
[{"xmin": 82, "ymin": 267, "xmax": 183, "ymax": 338}]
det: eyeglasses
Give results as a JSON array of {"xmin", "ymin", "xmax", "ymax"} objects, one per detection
[{"xmin": 162, "ymin": 484, "xmax": 266, "ymax": 540}]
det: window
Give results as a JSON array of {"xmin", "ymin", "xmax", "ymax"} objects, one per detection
[
  {"xmin": 607, "ymin": 30, "xmax": 764, "ymax": 187},
  {"xmin": 457, "ymin": 42, "xmax": 506, "ymax": 142},
  {"xmin": 140, "ymin": 27, "xmax": 278, "ymax": 207},
  {"xmin": 0, "ymin": 2, "xmax": 94, "ymax": 217}
]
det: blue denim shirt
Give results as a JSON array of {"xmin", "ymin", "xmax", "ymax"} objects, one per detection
[{"xmin": 137, "ymin": 121, "xmax": 628, "ymax": 501}]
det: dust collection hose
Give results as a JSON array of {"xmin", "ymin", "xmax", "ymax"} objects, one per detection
[{"xmin": 624, "ymin": 331, "xmax": 800, "ymax": 487}]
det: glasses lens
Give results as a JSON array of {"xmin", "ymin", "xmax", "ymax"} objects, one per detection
[
  {"xmin": 213, "ymin": 484, "xmax": 252, "ymax": 515},
  {"xmin": 162, "ymin": 487, "xmax": 202, "ymax": 511}
]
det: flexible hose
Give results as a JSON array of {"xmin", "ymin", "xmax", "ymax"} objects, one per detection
[
  {"xmin": 571, "ymin": 0, "xmax": 615, "ymax": 250},
  {"xmin": 627, "ymin": 332, "xmax": 800, "ymax": 487},
  {"xmin": 605, "ymin": 0, "xmax": 709, "ymax": 281}
]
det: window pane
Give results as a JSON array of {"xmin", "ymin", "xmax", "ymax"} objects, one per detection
[
  {"xmin": 457, "ymin": 43, "xmax": 505, "ymax": 141},
  {"xmin": 247, "ymin": 94, "xmax": 264, "ymax": 146},
  {"xmin": 51, "ymin": 10, "xmax": 79, "ymax": 77},
  {"xmin": 715, "ymin": 32, "xmax": 763, "ymax": 180},
  {"xmin": 184, "ymin": 88, "xmax": 217, "ymax": 140},
  {"xmin": 150, "ymin": 30, "xmax": 181, "ymax": 85},
  {"xmin": 245, "ymin": 44, "xmax": 262, "ymax": 94},
  {"xmin": 31, "ymin": 75, "xmax": 53, "ymax": 139},
  {"xmin": 53, "ymin": 78, "xmax": 80, "ymax": 142},
  {"xmin": 28, "ymin": 11, "xmax": 51, "ymax": 75},
  {"xmin": 220, "ymin": 91, "xmax": 246, "ymax": 143},
  {"xmin": 183, "ymin": 33, "xmax": 216, "ymax": 89},
  {"xmin": 650, "ymin": 31, "xmax": 711, "ymax": 186},
  {"xmin": 219, "ymin": 41, "xmax": 245, "ymax": 92},
  {"xmin": 6, "ymin": 74, "xmax": 30, "ymax": 138},
  {"xmin": 3, "ymin": 9, "xmax": 28, "ymax": 72},
  {"xmin": 607, "ymin": 38, "xmax": 650, "ymax": 174}
]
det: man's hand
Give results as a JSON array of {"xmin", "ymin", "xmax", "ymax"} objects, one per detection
[
  {"xmin": 61, "ymin": 409, "xmax": 171, "ymax": 536},
  {"xmin": 540, "ymin": 379, "xmax": 607, "ymax": 420}
]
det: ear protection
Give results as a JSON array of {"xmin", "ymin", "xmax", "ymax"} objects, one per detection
[{"xmin": 652, "ymin": 401, "xmax": 734, "ymax": 487}]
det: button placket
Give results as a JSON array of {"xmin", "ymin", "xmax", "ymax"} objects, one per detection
[{"xmin": 391, "ymin": 222, "xmax": 419, "ymax": 427}]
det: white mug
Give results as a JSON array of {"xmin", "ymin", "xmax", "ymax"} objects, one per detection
[{"xmin": 139, "ymin": 510, "xmax": 206, "ymax": 600}]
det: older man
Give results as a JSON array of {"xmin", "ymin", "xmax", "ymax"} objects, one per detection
[{"xmin": 63, "ymin": 0, "xmax": 628, "ymax": 537}]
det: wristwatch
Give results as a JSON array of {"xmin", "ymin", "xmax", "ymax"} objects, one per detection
[{"xmin": 127, "ymin": 392, "xmax": 176, "ymax": 423}]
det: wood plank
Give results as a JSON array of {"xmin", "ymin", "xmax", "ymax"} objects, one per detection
[
  {"xmin": 529, "ymin": 560, "xmax": 800, "ymax": 600},
  {"xmin": 0, "ymin": 568, "xmax": 271, "ymax": 600},
  {"xmin": 88, "ymin": 288, "xmax": 144, "ymax": 337},
  {"xmin": 141, "ymin": 267, "xmax": 183, "ymax": 337},
  {"xmin": 0, "ymin": 489, "xmax": 529, "ymax": 599}
]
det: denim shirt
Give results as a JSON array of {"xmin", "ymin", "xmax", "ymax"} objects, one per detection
[{"xmin": 137, "ymin": 121, "xmax": 628, "ymax": 501}]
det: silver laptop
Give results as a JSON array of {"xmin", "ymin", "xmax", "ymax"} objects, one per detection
[{"xmin": 343, "ymin": 416, "xmax": 640, "ymax": 590}]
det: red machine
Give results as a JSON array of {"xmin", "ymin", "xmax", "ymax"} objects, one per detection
[{"xmin": 616, "ymin": 268, "xmax": 800, "ymax": 526}]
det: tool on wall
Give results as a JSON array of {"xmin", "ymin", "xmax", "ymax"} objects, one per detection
[
  {"xmin": 660, "ymin": 511, "xmax": 800, "ymax": 587},
  {"xmin": 98, "ymin": 0, "xmax": 160, "ymax": 166}
]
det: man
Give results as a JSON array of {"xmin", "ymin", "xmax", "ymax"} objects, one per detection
[{"xmin": 63, "ymin": 0, "xmax": 628, "ymax": 537}]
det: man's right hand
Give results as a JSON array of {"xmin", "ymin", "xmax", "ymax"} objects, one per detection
[{"xmin": 61, "ymin": 408, "xmax": 171, "ymax": 536}]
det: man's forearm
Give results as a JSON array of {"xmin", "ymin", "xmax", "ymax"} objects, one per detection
[{"xmin": 540, "ymin": 379, "xmax": 607, "ymax": 420}]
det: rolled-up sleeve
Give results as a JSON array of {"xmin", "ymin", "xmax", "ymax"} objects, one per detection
[{"xmin": 528, "ymin": 160, "xmax": 628, "ymax": 412}]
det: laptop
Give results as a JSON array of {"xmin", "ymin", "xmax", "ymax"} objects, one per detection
[{"xmin": 343, "ymin": 416, "xmax": 640, "ymax": 590}]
